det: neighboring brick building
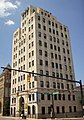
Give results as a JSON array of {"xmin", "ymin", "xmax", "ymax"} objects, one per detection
[
  {"xmin": 11, "ymin": 5, "xmax": 83, "ymax": 118},
  {"xmin": 0, "ymin": 64, "xmax": 11, "ymax": 116}
]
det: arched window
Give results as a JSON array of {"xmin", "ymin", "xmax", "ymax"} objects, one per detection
[
  {"xmin": 32, "ymin": 105, "xmax": 35, "ymax": 114},
  {"xmin": 28, "ymin": 106, "xmax": 31, "ymax": 114}
]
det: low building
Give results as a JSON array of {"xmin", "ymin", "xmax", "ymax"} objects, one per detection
[{"xmin": 0, "ymin": 64, "xmax": 11, "ymax": 116}]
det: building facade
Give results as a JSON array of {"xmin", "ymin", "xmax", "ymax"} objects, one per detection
[
  {"xmin": 0, "ymin": 64, "xmax": 11, "ymax": 116},
  {"xmin": 11, "ymin": 5, "xmax": 83, "ymax": 118}
]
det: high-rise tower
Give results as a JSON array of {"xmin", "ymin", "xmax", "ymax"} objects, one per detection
[{"xmin": 11, "ymin": 5, "xmax": 82, "ymax": 118}]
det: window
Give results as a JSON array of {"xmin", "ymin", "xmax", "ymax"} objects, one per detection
[
  {"xmin": 56, "ymin": 23, "xmax": 58, "ymax": 28},
  {"xmin": 66, "ymin": 41, "xmax": 68, "ymax": 47},
  {"xmin": 53, "ymin": 82, "xmax": 56, "ymax": 88},
  {"xmin": 29, "ymin": 44, "xmax": 31, "ymax": 49},
  {"xmin": 38, "ymin": 16, "xmax": 40, "ymax": 20},
  {"xmin": 59, "ymin": 64, "xmax": 62, "ymax": 69},
  {"xmin": 28, "ymin": 106, "xmax": 30, "ymax": 114},
  {"xmin": 18, "ymin": 77, "xmax": 20, "ymax": 82},
  {"xmin": 38, "ymin": 32, "xmax": 41, "ymax": 37},
  {"xmin": 53, "ymin": 29, "xmax": 55, "ymax": 34},
  {"xmin": 29, "ymin": 94, "xmax": 31, "ymax": 101},
  {"xmin": 39, "ymin": 49, "xmax": 42, "ymax": 56},
  {"xmin": 46, "ymin": 71, "xmax": 49, "ymax": 76},
  {"xmin": 59, "ymin": 55, "xmax": 61, "ymax": 60},
  {"xmin": 44, "ymin": 42, "xmax": 47, "ymax": 48},
  {"xmin": 69, "ymin": 106, "xmax": 72, "ymax": 112},
  {"xmin": 62, "ymin": 106, "xmax": 65, "ymax": 113},
  {"xmin": 47, "ymin": 94, "xmax": 50, "ymax": 100},
  {"xmin": 43, "ymin": 26, "xmax": 46, "ymax": 30},
  {"xmin": 50, "ymin": 44, "xmax": 53, "ymax": 49},
  {"xmin": 32, "ymin": 105, "xmax": 35, "ymax": 114},
  {"xmin": 23, "ymin": 84, "xmax": 25, "ymax": 90},
  {"xmin": 44, "ymin": 33, "xmax": 47, "ymax": 39},
  {"xmin": 49, "ymin": 28, "xmax": 51, "ymax": 33},
  {"xmin": 54, "ymin": 94, "xmax": 57, "ymax": 100},
  {"xmin": 45, "ymin": 51, "xmax": 48, "ymax": 57},
  {"xmin": 32, "ymin": 60, "xmax": 34, "ymax": 66},
  {"xmin": 48, "ymin": 20, "xmax": 51, "ymax": 25},
  {"xmin": 57, "ymin": 83, "xmax": 60, "ymax": 89},
  {"xmin": 62, "ymin": 94, "xmax": 65, "ymax": 100},
  {"xmin": 40, "ymin": 70, "xmax": 43, "ymax": 75},
  {"xmin": 31, "ymin": 24, "xmax": 33, "ymax": 29},
  {"xmin": 52, "ymin": 72, "xmax": 55, "ymax": 77},
  {"xmin": 23, "ymin": 74, "xmax": 25, "ymax": 80},
  {"xmin": 67, "ymin": 84, "xmax": 69, "ymax": 90},
  {"xmin": 62, "ymin": 40, "xmax": 64, "ymax": 45},
  {"xmin": 32, "ymin": 81, "xmax": 34, "ymax": 88},
  {"xmin": 46, "ymin": 81, "xmax": 49, "ymax": 88},
  {"xmin": 41, "ymin": 93, "xmax": 44, "ymax": 100},
  {"xmin": 64, "ymin": 27, "xmax": 66, "ymax": 32},
  {"xmin": 40, "ymin": 81, "xmax": 44, "ymax": 87},
  {"xmin": 48, "ymin": 107, "xmax": 51, "ymax": 114},
  {"xmin": 53, "ymin": 37, "xmax": 56, "ymax": 42},
  {"xmin": 45, "ymin": 61, "xmax": 48, "ymax": 66},
  {"xmin": 43, "ymin": 18, "xmax": 45, "ymax": 22},
  {"xmin": 60, "ymin": 25, "xmax": 62, "ymax": 30},
  {"xmin": 67, "ymin": 49, "xmax": 69, "ymax": 54},
  {"xmin": 58, "ymin": 94, "xmax": 61, "ymax": 100},
  {"xmin": 51, "ymin": 62, "xmax": 54, "ymax": 68},
  {"xmin": 32, "ymin": 41, "xmax": 34, "ymax": 46},
  {"xmin": 55, "ymin": 54, "xmax": 57, "ymax": 59},
  {"xmin": 57, "ymin": 106, "xmax": 60, "ymax": 114},
  {"xmin": 68, "ymin": 94, "xmax": 71, "ymax": 101},
  {"xmin": 56, "ymin": 31, "xmax": 59, "ymax": 35},
  {"xmin": 32, "ymin": 51, "xmax": 34, "ymax": 56},
  {"xmin": 73, "ymin": 95, "xmax": 75, "ymax": 101},
  {"xmin": 51, "ymin": 53, "xmax": 54, "ymax": 58},
  {"xmin": 39, "ymin": 40, "xmax": 42, "ymax": 46},
  {"xmin": 66, "ymin": 74, "xmax": 68, "ymax": 79},
  {"xmin": 50, "ymin": 36, "xmax": 52, "ymax": 41},
  {"xmin": 23, "ymin": 65, "xmax": 25, "ymax": 70},
  {"xmin": 60, "ymin": 73, "xmax": 63, "ymax": 78},
  {"xmin": 42, "ymin": 107, "xmax": 45, "ymax": 114},
  {"xmin": 64, "ymin": 56, "xmax": 66, "ymax": 62},
  {"xmin": 65, "ymin": 34, "xmax": 67, "ymax": 39},
  {"xmin": 29, "ymin": 62, "xmax": 31, "ymax": 68},
  {"xmin": 57, "ymin": 73, "xmax": 59, "ymax": 78},
  {"xmin": 61, "ymin": 83, "xmax": 64, "ymax": 89},
  {"xmin": 29, "ymin": 83, "xmax": 31, "ymax": 89},
  {"xmin": 63, "ymin": 48, "xmax": 65, "ymax": 53},
  {"xmin": 61, "ymin": 33, "xmax": 63, "ymax": 37},
  {"xmin": 32, "ymin": 94, "xmax": 34, "ymax": 101},
  {"xmin": 38, "ymin": 23, "xmax": 41, "ymax": 29},
  {"xmin": 54, "ymin": 45, "xmax": 56, "ymax": 50},
  {"xmin": 58, "ymin": 47, "xmax": 60, "ymax": 52},
  {"xmin": 39, "ymin": 59, "xmax": 43, "ymax": 65},
  {"xmin": 31, "ymin": 17, "xmax": 33, "ymax": 22},
  {"xmin": 52, "ymin": 22, "xmax": 54, "ymax": 26},
  {"xmin": 74, "ymin": 106, "xmax": 76, "ymax": 112}
]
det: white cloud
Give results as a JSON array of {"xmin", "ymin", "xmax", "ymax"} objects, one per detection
[
  {"xmin": 0, "ymin": 0, "xmax": 19, "ymax": 17},
  {"xmin": 5, "ymin": 20, "xmax": 15, "ymax": 25},
  {"xmin": 15, "ymin": 1, "xmax": 21, "ymax": 6}
]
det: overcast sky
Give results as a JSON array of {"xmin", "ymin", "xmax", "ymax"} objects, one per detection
[{"xmin": 0, "ymin": 0, "xmax": 84, "ymax": 84}]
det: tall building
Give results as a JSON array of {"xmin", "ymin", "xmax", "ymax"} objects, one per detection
[
  {"xmin": 11, "ymin": 5, "xmax": 83, "ymax": 118},
  {"xmin": 0, "ymin": 64, "xmax": 11, "ymax": 116}
]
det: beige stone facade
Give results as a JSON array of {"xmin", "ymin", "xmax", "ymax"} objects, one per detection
[
  {"xmin": 11, "ymin": 5, "xmax": 83, "ymax": 118},
  {"xmin": 0, "ymin": 64, "xmax": 11, "ymax": 116}
]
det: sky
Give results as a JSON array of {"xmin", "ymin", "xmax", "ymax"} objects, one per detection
[{"xmin": 0, "ymin": 0, "xmax": 84, "ymax": 84}]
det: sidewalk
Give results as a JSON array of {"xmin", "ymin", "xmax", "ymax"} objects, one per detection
[{"xmin": 0, "ymin": 116, "xmax": 83, "ymax": 120}]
